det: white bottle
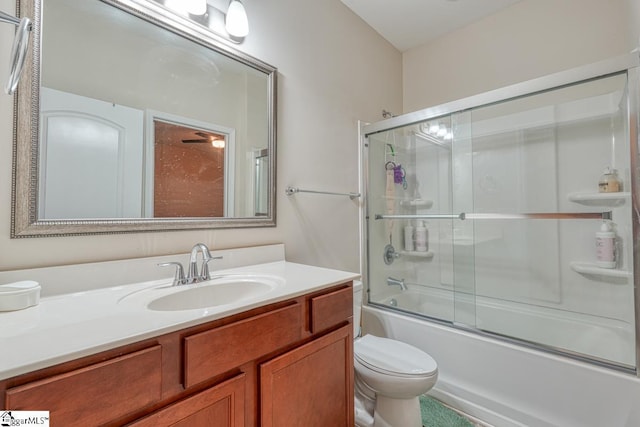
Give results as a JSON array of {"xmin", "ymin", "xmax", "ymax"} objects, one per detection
[
  {"xmin": 596, "ymin": 221, "xmax": 616, "ymax": 268},
  {"xmin": 404, "ymin": 223, "xmax": 414, "ymax": 252},
  {"xmin": 415, "ymin": 221, "xmax": 428, "ymax": 252}
]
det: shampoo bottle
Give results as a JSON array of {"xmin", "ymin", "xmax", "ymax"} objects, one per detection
[
  {"xmin": 598, "ymin": 167, "xmax": 621, "ymax": 193},
  {"xmin": 415, "ymin": 221, "xmax": 428, "ymax": 252},
  {"xmin": 596, "ymin": 221, "xmax": 616, "ymax": 268},
  {"xmin": 404, "ymin": 223, "xmax": 414, "ymax": 252}
]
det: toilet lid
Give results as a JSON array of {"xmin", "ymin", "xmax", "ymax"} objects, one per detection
[{"xmin": 354, "ymin": 335, "xmax": 437, "ymax": 377}]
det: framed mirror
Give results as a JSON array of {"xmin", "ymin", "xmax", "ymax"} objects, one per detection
[{"xmin": 12, "ymin": 0, "xmax": 277, "ymax": 237}]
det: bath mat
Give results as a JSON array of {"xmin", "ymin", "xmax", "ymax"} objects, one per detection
[{"xmin": 420, "ymin": 395, "xmax": 474, "ymax": 427}]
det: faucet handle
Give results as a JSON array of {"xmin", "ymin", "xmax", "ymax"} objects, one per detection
[
  {"xmin": 158, "ymin": 262, "xmax": 186, "ymax": 286},
  {"xmin": 200, "ymin": 256, "xmax": 223, "ymax": 281}
]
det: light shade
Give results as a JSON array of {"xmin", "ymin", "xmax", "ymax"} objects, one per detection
[
  {"xmin": 225, "ymin": 0, "xmax": 249, "ymax": 38},
  {"xmin": 185, "ymin": 0, "xmax": 207, "ymax": 15},
  {"xmin": 165, "ymin": 0, "xmax": 207, "ymax": 16}
]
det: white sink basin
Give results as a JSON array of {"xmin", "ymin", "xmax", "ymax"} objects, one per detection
[
  {"xmin": 149, "ymin": 278, "xmax": 276, "ymax": 311},
  {"xmin": 119, "ymin": 274, "xmax": 284, "ymax": 311}
]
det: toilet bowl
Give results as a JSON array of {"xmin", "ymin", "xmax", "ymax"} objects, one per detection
[{"xmin": 353, "ymin": 281, "xmax": 438, "ymax": 427}]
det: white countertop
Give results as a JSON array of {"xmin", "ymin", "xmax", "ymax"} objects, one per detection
[{"xmin": 0, "ymin": 260, "xmax": 359, "ymax": 380}]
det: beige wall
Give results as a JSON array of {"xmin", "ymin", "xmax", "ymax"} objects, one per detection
[
  {"xmin": 1, "ymin": 0, "xmax": 634, "ymax": 276},
  {"xmin": 403, "ymin": 0, "xmax": 633, "ymax": 112},
  {"xmin": 0, "ymin": 0, "xmax": 402, "ymax": 273},
  {"xmin": 626, "ymin": 0, "xmax": 640, "ymax": 50}
]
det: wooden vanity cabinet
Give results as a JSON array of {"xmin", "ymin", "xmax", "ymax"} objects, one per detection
[{"xmin": 0, "ymin": 281, "xmax": 354, "ymax": 427}]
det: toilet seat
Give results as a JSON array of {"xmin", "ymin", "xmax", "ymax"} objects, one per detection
[{"xmin": 354, "ymin": 335, "xmax": 437, "ymax": 378}]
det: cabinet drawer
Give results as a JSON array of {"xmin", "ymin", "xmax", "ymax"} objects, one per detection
[
  {"xmin": 5, "ymin": 345, "xmax": 162, "ymax": 426},
  {"xmin": 310, "ymin": 285, "xmax": 352, "ymax": 334},
  {"xmin": 129, "ymin": 373, "xmax": 245, "ymax": 427},
  {"xmin": 184, "ymin": 303, "xmax": 301, "ymax": 388}
]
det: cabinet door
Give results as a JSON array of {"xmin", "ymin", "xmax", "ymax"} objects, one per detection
[
  {"xmin": 260, "ymin": 324, "xmax": 353, "ymax": 427},
  {"xmin": 129, "ymin": 373, "xmax": 245, "ymax": 427}
]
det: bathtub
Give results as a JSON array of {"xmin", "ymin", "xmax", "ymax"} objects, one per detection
[
  {"xmin": 373, "ymin": 287, "xmax": 634, "ymax": 367},
  {"xmin": 362, "ymin": 289, "xmax": 640, "ymax": 427}
]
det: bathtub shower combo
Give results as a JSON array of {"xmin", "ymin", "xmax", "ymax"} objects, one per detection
[{"xmin": 361, "ymin": 54, "xmax": 640, "ymax": 425}]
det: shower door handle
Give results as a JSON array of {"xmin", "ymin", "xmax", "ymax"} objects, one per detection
[
  {"xmin": 374, "ymin": 212, "xmax": 612, "ymax": 221},
  {"xmin": 375, "ymin": 214, "xmax": 464, "ymax": 220}
]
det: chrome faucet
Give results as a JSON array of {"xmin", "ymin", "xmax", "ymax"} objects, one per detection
[
  {"xmin": 158, "ymin": 243, "xmax": 222, "ymax": 286},
  {"xmin": 387, "ymin": 277, "xmax": 407, "ymax": 291},
  {"xmin": 187, "ymin": 243, "xmax": 222, "ymax": 284}
]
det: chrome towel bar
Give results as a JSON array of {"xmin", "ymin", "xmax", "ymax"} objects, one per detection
[
  {"xmin": 286, "ymin": 186, "xmax": 361, "ymax": 200},
  {"xmin": 0, "ymin": 10, "xmax": 20, "ymax": 25},
  {"xmin": 0, "ymin": 9, "xmax": 32, "ymax": 95}
]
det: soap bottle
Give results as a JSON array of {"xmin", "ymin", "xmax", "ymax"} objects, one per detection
[
  {"xmin": 596, "ymin": 221, "xmax": 616, "ymax": 268},
  {"xmin": 598, "ymin": 167, "xmax": 621, "ymax": 193},
  {"xmin": 404, "ymin": 222, "xmax": 414, "ymax": 252},
  {"xmin": 415, "ymin": 221, "xmax": 428, "ymax": 252}
]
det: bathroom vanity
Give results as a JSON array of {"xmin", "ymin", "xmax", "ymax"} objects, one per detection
[{"xmin": 0, "ymin": 246, "xmax": 357, "ymax": 426}]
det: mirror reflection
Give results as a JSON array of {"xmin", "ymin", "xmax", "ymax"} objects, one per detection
[
  {"xmin": 152, "ymin": 120, "xmax": 228, "ymax": 218},
  {"xmin": 34, "ymin": 0, "xmax": 274, "ymax": 222}
]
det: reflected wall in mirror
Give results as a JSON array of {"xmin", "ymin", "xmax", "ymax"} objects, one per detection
[
  {"xmin": 12, "ymin": 0, "xmax": 277, "ymax": 237},
  {"xmin": 151, "ymin": 118, "xmax": 231, "ymax": 218}
]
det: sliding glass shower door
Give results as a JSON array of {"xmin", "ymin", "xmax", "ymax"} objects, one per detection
[{"xmin": 365, "ymin": 67, "xmax": 636, "ymax": 369}]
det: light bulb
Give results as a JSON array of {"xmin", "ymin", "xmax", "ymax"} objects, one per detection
[
  {"xmin": 185, "ymin": 0, "xmax": 207, "ymax": 15},
  {"xmin": 211, "ymin": 139, "xmax": 225, "ymax": 148},
  {"xmin": 437, "ymin": 126, "xmax": 447, "ymax": 137},
  {"xmin": 428, "ymin": 124, "xmax": 439, "ymax": 134},
  {"xmin": 225, "ymin": 0, "xmax": 249, "ymax": 37},
  {"xmin": 164, "ymin": 0, "xmax": 206, "ymax": 16}
]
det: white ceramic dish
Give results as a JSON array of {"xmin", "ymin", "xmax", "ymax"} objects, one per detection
[{"xmin": 0, "ymin": 280, "xmax": 40, "ymax": 311}]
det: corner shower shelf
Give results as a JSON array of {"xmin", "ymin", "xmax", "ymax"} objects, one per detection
[
  {"xmin": 568, "ymin": 192, "xmax": 630, "ymax": 206},
  {"xmin": 400, "ymin": 199, "xmax": 434, "ymax": 208},
  {"xmin": 401, "ymin": 250, "xmax": 434, "ymax": 259},
  {"xmin": 570, "ymin": 262, "xmax": 631, "ymax": 279},
  {"xmin": 380, "ymin": 196, "xmax": 434, "ymax": 208}
]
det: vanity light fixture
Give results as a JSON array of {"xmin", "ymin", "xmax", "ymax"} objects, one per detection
[
  {"xmin": 185, "ymin": 0, "xmax": 208, "ymax": 15},
  {"xmin": 225, "ymin": 0, "xmax": 249, "ymax": 38},
  {"xmin": 155, "ymin": 0, "xmax": 250, "ymax": 42},
  {"xmin": 164, "ymin": 0, "xmax": 207, "ymax": 16}
]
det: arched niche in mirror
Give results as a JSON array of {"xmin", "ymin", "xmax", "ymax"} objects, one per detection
[{"xmin": 12, "ymin": 0, "xmax": 277, "ymax": 237}]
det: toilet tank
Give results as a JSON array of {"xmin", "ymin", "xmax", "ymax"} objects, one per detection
[{"xmin": 353, "ymin": 280, "xmax": 363, "ymax": 337}]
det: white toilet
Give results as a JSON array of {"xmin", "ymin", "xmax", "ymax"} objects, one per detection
[{"xmin": 353, "ymin": 281, "xmax": 438, "ymax": 427}]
